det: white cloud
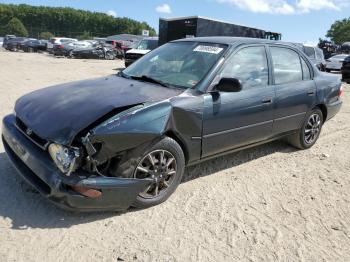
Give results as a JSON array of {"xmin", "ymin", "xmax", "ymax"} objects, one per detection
[
  {"xmin": 106, "ymin": 10, "xmax": 117, "ymax": 17},
  {"xmin": 216, "ymin": 0, "xmax": 349, "ymax": 14},
  {"xmin": 156, "ymin": 4, "xmax": 172, "ymax": 14}
]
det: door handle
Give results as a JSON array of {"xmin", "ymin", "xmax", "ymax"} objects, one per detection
[
  {"xmin": 261, "ymin": 97, "xmax": 273, "ymax": 104},
  {"xmin": 307, "ymin": 90, "xmax": 316, "ymax": 96}
]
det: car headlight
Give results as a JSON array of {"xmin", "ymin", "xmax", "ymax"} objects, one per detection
[{"xmin": 48, "ymin": 143, "xmax": 80, "ymax": 176}]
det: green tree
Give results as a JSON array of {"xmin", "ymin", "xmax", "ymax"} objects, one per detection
[
  {"xmin": 6, "ymin": 17, "xmax": 28, "ymax": 36},
  {"xmin": 0, "ymin": 4, "xmax": 156, "ymax": 38},
  {"xmin": 39, "ymin": 31, "xmax": 54, "ymax": 40},
  {"xmin": 326, "ymin": 18, "xmax": 350, "ymax": 45},
  {"xmin": 77, "ymin": 31, "xmax": 92, "ymax": 40}
]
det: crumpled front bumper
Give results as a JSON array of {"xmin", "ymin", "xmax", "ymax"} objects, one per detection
[{"xmin": 2, "ymin": 114, "xmax": 151, "ymax": 212}]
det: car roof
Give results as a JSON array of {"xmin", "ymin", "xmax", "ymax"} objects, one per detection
[
  {"xmin": 142, "ymin": 37, "xmax": 159, "ymax": 41},
  {"xmin": 173, "ymin": 36, "xmax": 299, "ymax": 48}
]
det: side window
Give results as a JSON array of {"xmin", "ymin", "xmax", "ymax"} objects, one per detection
[
  {"xmin": 220, "ymin": 46, "xmax": 268, "ymax": 89},
  {"xmin": 270, "ymin": 47, "xmax": 303, "ymax": 84},
  {"xmin": 300, "ymin": 57, "xmax": 311, "ymax": 80}
]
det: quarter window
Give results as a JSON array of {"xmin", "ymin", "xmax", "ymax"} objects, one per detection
[
  {"xmin": 271, "ymin": 47, "xmax": 303, "ymax": 84},
  {"xmin": 220, "ymin": 46, "xmax": 268, "ymax": 89},
  {"xmin": 300, "ymin": 57, "xmax": 311, "ymax": 80}
]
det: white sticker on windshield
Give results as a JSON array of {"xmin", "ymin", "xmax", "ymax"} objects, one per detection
[{"xmin": 194, "ymin": 45, "xmax": 223, "ymax": 54}]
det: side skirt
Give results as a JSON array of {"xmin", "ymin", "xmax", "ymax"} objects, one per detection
[{"xmin": 187, "ymin": 130, "xmax": 298, "ymax": 167}]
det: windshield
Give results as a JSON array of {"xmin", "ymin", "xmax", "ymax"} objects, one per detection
[
  {"xmin": 136, "ymin": 39, "xmax": 158, "ymax": 50},
  {"xmin": 123, "ymin": 41, "xmax": 227, "ymax": 89}
]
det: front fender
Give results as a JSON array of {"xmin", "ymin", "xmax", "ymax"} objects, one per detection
[{"xmin": 89, "ymin": 102, "xmax": 172, "ymax": 162}]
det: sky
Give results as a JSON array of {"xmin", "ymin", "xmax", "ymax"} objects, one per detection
[{"xmin": 1, "ymin": 0, "xmax": 350, "ymax": 45}]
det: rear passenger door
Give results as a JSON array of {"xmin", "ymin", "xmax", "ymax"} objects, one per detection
[{"xmin": 269, "ymin": 46, "xmax": 316, "ymax": 134}]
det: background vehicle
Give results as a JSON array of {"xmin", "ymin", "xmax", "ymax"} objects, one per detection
[
  {"xmin": 303, "ymin": 45, "xmax": 326, "ymax": 71},
  {"xmin": 124, "ymin": 37, "xmax": 159, "ymax": 67},
  {"xmin": 2, "ymin": 37, "xmax": 342, "ymax": 212},
  {"xmin": 325, "ymin": 54, "xmax": 349, "ymax": 72},
  {"xmin": 0, "ymin": 37, "xmax": 3, "ymax": 47},
  {"xmin": 4, "ymin": 37, "xmax": 29, "ymax": 51},
  {"xmin": 19, "ymin": 39, "xmax": 47, "ymax": 52},
  {"xmin": 53, "ymin": 41, "xmax": 93, "ymax": 57},
  {"xmin": 159, "ymin": 16, "xmax": 281, "ymax": 45},
  {"xmin": 341, "ymin": 56, "xmax": 350, "ymax": 83},
  {"xmin": 106, "ymin": 34, "xmax": 144, "ymax": 53},
  {"xmin": 72, "ymin": 43, "xmax": 117, "ymax": 59},
  {"xmin": 47, "ymin": 37, "xmax": 77, "ymax": 53},
  {"xmin": 2, "ymin": 35, "xmax": 16, "ymax": 48}
]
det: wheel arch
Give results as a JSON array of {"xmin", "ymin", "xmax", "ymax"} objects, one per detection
[
  {"xmin": 313, "ymin": 104, "xmax": 328, "ymax": 121},
  {"xmin": 163, "ymin": 130, "xmax": 189, "ymax": 165}
]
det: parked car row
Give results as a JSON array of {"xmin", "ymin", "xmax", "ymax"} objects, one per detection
[{"xmin": 1, "ymin": 35, "xmax": 126, "ymax": 60}]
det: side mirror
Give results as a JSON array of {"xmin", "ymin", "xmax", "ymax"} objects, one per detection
[{"xmin": 214, "ymin": 78, "xmax": 242, "ymax": 93}]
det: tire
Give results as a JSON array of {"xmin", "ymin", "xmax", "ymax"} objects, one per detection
[
  {"xmin": 105, "ymin": 52, "xmax": 115, "ymax": 60},
  {"xmin": 68, "ymin": 50, "xmax": 74, "ymax": 58},
  {"xmin": 287, "ymin": 108, "xmax": 324, "ymax": 150},
  {"xmin": 116, "ymin": 137, "xmax": 185, "ymax": 209}
]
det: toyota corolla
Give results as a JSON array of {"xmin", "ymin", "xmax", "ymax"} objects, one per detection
[{"xmin": 2, "ymin": 37, "xmax": 343, "ymax": 211}]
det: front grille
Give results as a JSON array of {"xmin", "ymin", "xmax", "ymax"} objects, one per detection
[
  {"xmin": 125, "ymin": 53, "xmax": 143, "ymax": 60},
  {"xmin": 15, "ymin": 117, "xmax": 49, "ymax": 150}
]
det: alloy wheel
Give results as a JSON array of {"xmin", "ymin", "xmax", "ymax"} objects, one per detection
[
  {"xmin": 304, "ymin": 113, "xmax": 321, "ymax": 144},
  {"xmin": 134, "ymin": 150, "xmax": 177, "ymax": 199}
]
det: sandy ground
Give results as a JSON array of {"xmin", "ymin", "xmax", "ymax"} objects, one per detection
[{"xmin": 0, "ymin": 50, "xmax": 350, "ymax": 262}]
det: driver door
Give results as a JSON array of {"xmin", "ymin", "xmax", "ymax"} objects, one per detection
[{"xmin": 202, "ymin": 45, "xmax": 275, "ymax": 158}]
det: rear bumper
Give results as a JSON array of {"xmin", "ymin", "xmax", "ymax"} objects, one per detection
[
  {"xmin": 326, "ymin": 100, "xmax": 342, "ymax": 121},
  {"xmin": 2, "ymin": 114, "xmax": 151, "ymax": 212}
]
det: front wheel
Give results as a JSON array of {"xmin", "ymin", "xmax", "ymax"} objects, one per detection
[
  {"xmin": 117, "ymin": 137, "xmax": 185, "ymax": 209},
  {"xmin": 287, "ymin": 108, "xmax": 324, "ymax": 149}
]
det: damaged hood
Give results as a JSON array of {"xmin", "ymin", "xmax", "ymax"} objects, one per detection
[{"xmin": 15, "ymin": 75, "xmax": 183, "ymax": 145}]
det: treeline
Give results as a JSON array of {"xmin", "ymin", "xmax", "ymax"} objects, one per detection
[
  {"xmin": 0, "ymin": 4, "xmax": 157, "ymax": 38},
  {"xmin": 327, "ymin": 18, "xmax": 350, "ymax": 45}
]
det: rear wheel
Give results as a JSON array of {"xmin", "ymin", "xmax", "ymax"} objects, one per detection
[
  {"xmin": 116, "ymin": 137, "xmax": 185, "ymax": 209},
  {"xmin": 287, "ymin": 108, "xmax": 324, "ymax": 149},
  {"xmin": 68, "ymin": 50, "xmax": 74, "ymax": 58},
  {"xmin": 105, "ymin": 52, "xmax": 115, "ymax": 60}
]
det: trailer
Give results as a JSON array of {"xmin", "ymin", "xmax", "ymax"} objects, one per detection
[{"xmin": 159, "ymin": 16, "xmax": 281, "ymax": 45}]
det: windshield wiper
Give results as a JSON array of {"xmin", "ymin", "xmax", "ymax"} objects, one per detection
[{"xmin": 130, "ymin": 75, "xmax": 169, "ymax": 87}]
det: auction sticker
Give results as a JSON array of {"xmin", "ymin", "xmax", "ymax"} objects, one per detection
[{"xmin": 194, "ymin": 45, "xmax": 223, "ymax": 54}]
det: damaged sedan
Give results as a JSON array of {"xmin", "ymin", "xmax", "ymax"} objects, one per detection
[{"xmin": 2, "ymin": 37, "xmax": 343, "ymax": 211}]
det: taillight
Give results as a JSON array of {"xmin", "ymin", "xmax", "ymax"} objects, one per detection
[
  {"xmin": 339, "ymin": 85, "xmax": 344, "ymax": 97},
  {"xmin": 58, "ymin": 45, "xmax": 64, "ymax": 49}
]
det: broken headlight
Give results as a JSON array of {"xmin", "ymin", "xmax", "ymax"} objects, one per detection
[{"xmin": 48, "ymin": 143, "xmax": 80, "ymax": 176}]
